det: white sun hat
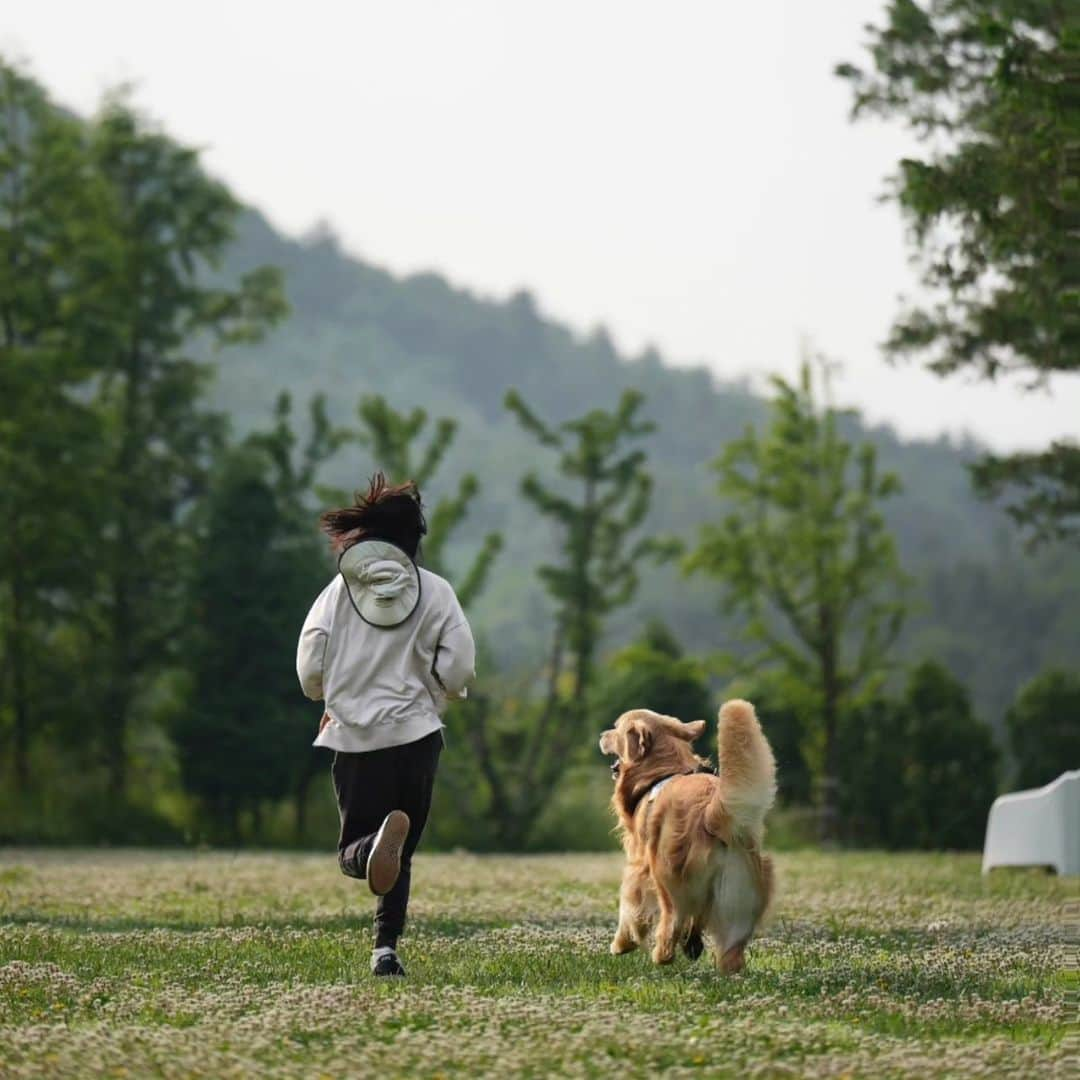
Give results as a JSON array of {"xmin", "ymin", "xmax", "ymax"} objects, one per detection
[{"xmin": 338, "ymin": 539, "xmax": 421, "ymax": 628}]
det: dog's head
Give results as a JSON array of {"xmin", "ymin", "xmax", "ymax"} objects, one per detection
[{"xmin": 599, "ymin": 709, "xmax": 706, "ymax": 779}]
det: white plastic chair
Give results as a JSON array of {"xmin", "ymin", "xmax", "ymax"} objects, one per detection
[{"xmin": 982, "ymin": 769, "xmax": 1080, "ymax": 876}]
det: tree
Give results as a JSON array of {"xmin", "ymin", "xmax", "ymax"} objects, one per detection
[
  {"xmin": 730, "ymin": 676, "xmax": 817, "ymax": 808},
  {"xmin": 0, "ymin": 60, "xmax": 106, "ymax": 792},
  {"xmin": 838, "ymin": 2, "xmax": 1079, "ymax": 545},
  {"xmin": 836, "ymin": 697, "xmax": 910, "ymax": 847},
  {"xmin": 1006, "ymin": 669, "xmax": 1080, "ymax": 789},
  {"xmin": 177, "ymin": 447, "xmax": 297, "ymax": 839},
  {"xmin": 685, "ymin": 361, "xmax": 907, "ymax": 842},
  {"xmin": 970, "ymin": 449, "xmax": 1080, "ymax": 549},
  {"xmin": 458, "ymin": 389, "xmax": 657, "ymax": 848},
  {"xmin": 836, "ymin": 663, "xmax": 998, "ymax": 850},
  {"xmin": 590, "ymin": 620, "xmax": 712, "ymax": 737},
  {"xmin": 84, "ymin": 95, "xmax": 286, "ymax": 799},
  {"xmin": 895, "ymin": 661, "xmax": 999, "ymax": 849},
  {"xmin": 321, "ymin": 394, "xmax": 502, "ymax": 607},
  {"xmin": 246, "ymin": 391, "xmax": 348, "ymax": 836},
  {"xmin": 178, "ymin": 394, "xmax": 341, "ymax": 840}
]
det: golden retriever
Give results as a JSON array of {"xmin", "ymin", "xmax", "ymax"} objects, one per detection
[{"xmin": 599, "ymin": 700, "xmax": 777, "ymax": 971}]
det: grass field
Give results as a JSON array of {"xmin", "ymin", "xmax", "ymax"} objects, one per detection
[{"xmin": 0, "ymin": 849, "xmax": 1075, "ymax": 1078}]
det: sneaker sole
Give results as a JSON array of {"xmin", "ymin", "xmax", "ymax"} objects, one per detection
[{"xmin": 367, "ymin": 811, "xmax": 410, "ymax": 896}]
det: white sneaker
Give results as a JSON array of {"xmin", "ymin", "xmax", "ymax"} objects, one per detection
[
  {"xmin": 371, "ymin": 947, "xmax": 406, "ymax": 977},
  {"xmin": 365, "ymin": 810, "xmax": 410, "ymax": 896}
]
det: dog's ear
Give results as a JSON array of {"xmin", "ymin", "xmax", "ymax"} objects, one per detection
[
  {"xmin": 626, "ymin": 719, "xmax": 652, "ymax": 762},
  {"xmin": 677, "ymin": 720, "xmax": 707, "ymax": 743}
]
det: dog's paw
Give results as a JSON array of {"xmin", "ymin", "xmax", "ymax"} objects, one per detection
[
  {"xmin": 610, "ymin": 933, "xmax": 638, "ymax": 955},
  {"xmin": 719, "ymin": 943, "xmax": 746, "ymax": 974},
  {"xmin": 651, "ymin": 942, "xmax": 676, "ymax": 965},
  {"xmin": 682, "ymin": 929, "xmax": 704, "ymax": 962}
]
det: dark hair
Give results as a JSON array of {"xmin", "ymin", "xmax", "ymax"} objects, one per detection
[{"xmin": 320, "ymin": 473, "xmax": 427, "ymax": 558}]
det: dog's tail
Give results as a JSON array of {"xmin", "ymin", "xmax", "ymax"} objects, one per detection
[{"xmin": 704, "ymin": 699, "xmax": 777, "ymax": 845}]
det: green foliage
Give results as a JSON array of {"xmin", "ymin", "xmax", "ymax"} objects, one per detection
[
  {"xmin": 454, "ymin": 390, "xmax": 657, "ymax": 848},
  {"xmin": 0, "ymin": 61, "xmax": 109, "ymax": 794},
  {"xmin": 838, "ymin": 2, "xmax": 1079, "ymax": 544},
  {"xmin": 971, "ymin": 445, "xmax": 1080, "ymax": 547},
  {"xmin": 0, "ymin": 58, "xmax": 1063, "ymax": 853},
  {"xmin": 0, "ymin": 61, "xmax": 284, "ymax": 824},
  {"xmin": 80, "ymin": 92, "xmax": 286, "ymax": 799},
  {"xmin": 727, "ymin": 677, "xmax": 817, "ymax": 807},
  {"xmin": 250, "ymin": 392, "xmax": 352, "ymax": 510},
  {"xmin": 209, "ymin": 206, "xmax": 1080, "ymax": 729},
  {"xmin": 590, "ymin": 620, "xmax": 712, "ymax": 736},
  {"xmin": 1005, "ymin": 669, "xmax": 1080, "ymax": 790},
  {"xmin": 176, "ymin": 439, "xmax": 325, "ymax": 841},
  {"xmin": 506, "ymin": 387, "xmax": 656, "ymax": 683},
  {"xmin": 838, "ymin": 662, "xmax": 999, "ymax": 850},
  {"xmin": 836, "ymin": 698, "xmax": 909, "ymax": 846},
  {"xmin": 896, "ymin": 661, "xmax": 1000, "ymax": 849},
  {"xmin": 177, "ymin": 391, "xmax": 347, "ymax": 842},
  {"xmin": 686, "ymin": 360, "xmax": 908, "ymax": 839}
]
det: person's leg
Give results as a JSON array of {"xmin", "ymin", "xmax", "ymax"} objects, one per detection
[
  {"xmin": 331, "ymin": 747, "xmax": 397, "ymax": 879},
  {"xmin": 373, "ymin": 729, "xmax": 443, "ymax": 949}
]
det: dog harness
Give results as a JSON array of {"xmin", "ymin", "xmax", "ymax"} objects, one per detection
[
  {"xmin": 646, "ymin": 774, "xmax": 679, "ymax": 803},
  {"xmin": 620, "ymin": 762, "xmax": 718, "ymax": 817}
]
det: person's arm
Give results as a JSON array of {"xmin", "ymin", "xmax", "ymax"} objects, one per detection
[
  {"xmin": 433, "ymin": 615, "xmax": 476, "ymax": 700},
  {"xmin": 297, "ymin": 581, "xmax": 336, "ymax": 701}
]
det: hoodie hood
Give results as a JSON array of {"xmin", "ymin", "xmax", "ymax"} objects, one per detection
[{"xmin": 338, "ymin": 539, "xmax": 421, "ymax": 628}]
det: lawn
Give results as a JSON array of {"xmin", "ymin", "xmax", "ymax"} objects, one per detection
[{"xmin": 0, "ymin": 849, "xmax": 1074, "ymax": 1077}]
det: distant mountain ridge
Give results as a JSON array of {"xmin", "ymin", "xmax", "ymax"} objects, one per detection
[{"xmin": 211, "ymin": 208, "xmax": 1080, "ymax": 730}]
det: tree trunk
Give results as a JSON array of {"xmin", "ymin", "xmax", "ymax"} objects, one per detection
[
  {"xmin": 104, "ymin": 685, "xmax": 130, "ymax": 802},
  {"xmin": 104, "ymin": 577, "xmax": 133, "ymax": 802},
  {"xmin": 491, "ymin": 795, "xmax": 539, "ymax": 851},
  {"xmin": 104, "ymin": 325, "xmax": 144, "ymax": 804},
  {"xmin": 294, "ymin": 756, "xmax": 317, "ymax": 843},
  {"xmin": 818, "ymin": 608, "xmax": 840, "ymax": 846},
  {"xmin": 8, "ymin": 569, "xmax": 31, "ymax": 793},
  {"xmin": 818, "ymin": 708, "xmax": 839, "ymax": 847}
]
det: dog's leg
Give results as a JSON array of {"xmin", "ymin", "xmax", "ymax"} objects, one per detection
[
  {"xmin": 611, "ymin": 919, "xmax": 638, "ymax": 954},
  {"xmin": 719, "ymin": 940, "xmax": 747, "ymax": 973},
  {"xmin": 650, "ymin": 875, "xmax": 677, "ymax": 965},
  {"xmin": 610, "ymin": 898, "xmax": 638, "ymax": 955},
  {"xmin": 682, "ymin": 921, "xmax": 705, "ymax": 961},
  {"xmin": 611, "ymin": 866, "xmax": 646, "ymax": 955},
  {"xmin": 708, "ymin": 848, "xmax": 761, "ymax": 974}
]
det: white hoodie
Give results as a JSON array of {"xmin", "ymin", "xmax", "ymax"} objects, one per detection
[{"xmin": 296, "ymin": 558, "xmax": 475, "ymax": 753}]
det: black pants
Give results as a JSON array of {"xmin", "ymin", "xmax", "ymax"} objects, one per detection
[{"xmin": 331, "ymin": 728, "xmax": 443, "ymax": 949}]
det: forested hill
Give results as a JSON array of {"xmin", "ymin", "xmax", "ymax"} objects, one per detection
[{"xmin": 212, "ymin": 209, "xmax": 1080, "ymax": 729}]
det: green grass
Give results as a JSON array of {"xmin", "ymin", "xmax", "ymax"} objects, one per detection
[{"xmin": 0, "ymin": 849, "xmax": 1074, "ymax": 1077}]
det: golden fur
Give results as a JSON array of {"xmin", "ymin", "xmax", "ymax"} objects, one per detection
[{"xmin": 598, "ymin": 701, "xmax": 777, "ymax": 971}]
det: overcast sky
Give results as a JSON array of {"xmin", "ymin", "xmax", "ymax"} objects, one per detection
[{"xmin": 6, "ymin": 0, "xmax": 1077, "ymax": 451}]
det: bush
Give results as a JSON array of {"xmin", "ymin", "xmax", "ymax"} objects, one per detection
[
  {"xmin": 1006, "ymin": 669, "xmax": 1080, "ymax": 790},
  {"xmin": 836, "ymin": 698, "xmax": 909, "ymax": 847},
  {"xmin": 897, "ymin": 661, "xmax": 999, "ymax": 850},
  {"xmin": 591, "ymin": 620, "xmax": 712, "ymax": 735},
  {"xmin": 837, "ymin": 662, "xmax": 999, "ymax": 850}
]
